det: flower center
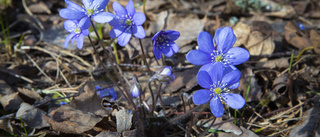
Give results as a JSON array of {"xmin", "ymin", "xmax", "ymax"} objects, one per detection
[
  {"xmin": 215, "ymin": 55, "xmax": 223, "ymax": 62},
  {"xmin": 74, "ymin": 28, "xmax": 81, "ymax": 34},
  {"xmin": 125, "ymin": 19, "xmax": 132, "ymax": 25},
  {"xmin": 87, "ymin": 8, "xmax": 94, "ymax": 16},
  {"xmin": 214, "ymin": 87, "xmax": 222, "ymax": 94}
]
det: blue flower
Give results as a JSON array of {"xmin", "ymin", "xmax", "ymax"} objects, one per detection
[
  {"xmin": 152, "ymin": 30, "xmax": 180, "ymax": 60},
  {"xmin": 64, "ymin": 20, "xmax": 90, "ymax": 49},
  {"xmin": 192, "ymin": 62, "xmax": 245, "ymax": 117},
  {"xmin": 154, "ymin": 66, "xmax": 175, "ymax": 83},
  {"xmin": 59, "ymin": 0, "xmax": 115, "ymax": 24},
  {"xmin": 109, "ymin": 0, "xmax": 146, "ymax": 46},
  {"xmin": 95, "ymin": 86, "xmax": 117, "ymax": 101},
  {"xmin": 130, "ymin": 74, "xmax": 142, "ymax": 98},
  {"xmin": 60, "ymin": 101, "xmax": 67, "ymax": 106},
  {"xmin": 186, "ymin": 27, "xmax": 250, "ymax": 70}
]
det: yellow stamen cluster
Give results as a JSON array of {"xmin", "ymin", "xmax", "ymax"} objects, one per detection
[{"xmin": 214, "ymin": 87, "xmax": 222, "ymax": 94}]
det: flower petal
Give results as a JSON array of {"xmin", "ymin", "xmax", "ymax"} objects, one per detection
[
  {"xmin": 229, "ymin": 82, "xmax": 240, "ymax": 89},
  {"xmin": 160, "ymin": 45, "xmax": 174, "ymax": 57},
  {"xmin": 222, "ymin": 93, "xmax": 245, "ymax": 109},
  {"xmin": 153, "ymin": 43, "xmax": 162, "ymax": 60},
  {"xmin": 59, "ymin": 9, "xmax": 85, "ymax": 20},
  {"xmin": 226, "ymin": 47, "xmax": 250, "ymax": 65},
  {"xmin": 92, "ymin": 12, "xmax": 115, "ymax": 23},
  {"xmin": 198, "ymin": 31, "xmax": 215, "ymax": 54},
  {"xmin": 109, "ymin": 16, "xmax": 123, "ymax": 26},
  {"xmin": 112, "ymin": 1, "xmax": 127, "ymax": 16},
  {"xmin": 93, "ymin": 0, "xmax": 108, "ymax": 11},
  {"xmin": 118, "ymin": 31, "xmax": 132, "ymax": 46},
  {"xmin": 163, "ymin": 30, "xmax": 180, "ymax": 41},
  {"xmin": 133, "ymin": 12, "xmax": 146, "ymax": 26},
  {"xmin": 152, "ymin": 30, "xmax": 163, "ymax": 41},
  {"xmin": 192, "ymin": 89, "xmax": 212, "ymax": 105},
  {"xmin": 66, "ymin": 0, "xmax": 83, "ymax": 11},
  {"xmin": 169, "ymin": 41, "xmax": 179, "ymax": 53},
  {"xmin": 76, "ymin": 34, "xmax": 84, "ymax": 49},
  {"xmin": 79, "ymin": 17, "xmax": 90, "ymax": 29},
  {"xmin": 82, "ymin": 0, "xmax": 92, "ymax": 9},
  {"xmin": 126, "ymin": 0, "xmax": 135, "ymax": 17},
  {"xmin": 215, "ymin": 27, "xmax": 236, "ymax": 53},
  {"xmin": 221, "ymin": 69, "xmax": 241, "ymax": 88},
  {"xmin": 109, "ymin": 24, "xmax": 126, "ymax": 38},
  {"xmin": 208, "ymin": 62, "xmax": 225, "ymax": 87},
  {"xmin": 64, "ymin": 33, "xmax": 75, "ymax": 48},
  {"xmin": 197, "ymin": 71, "xmax": 212, "ymax": 89},
  {"xmin": 82, "ymin": 29, "xmax": 89, "ymax": 36},
  {"xmin": 186, "ymin": 50, "xmax": 211, "ymax": 65},
  {"xmin": 132, "ymin": 25, "xmax": 146, "ymax": 39},
  {"xmin": 64, "ymin": 20, "xmax": 76, "ymax": 32},
  {"xmin": 210, "ymin": 95, "xmax": 224, "ymax": 117},
  {"xmin": 199, "ymin": 63, "xmax": 213, "ymax": 72}
]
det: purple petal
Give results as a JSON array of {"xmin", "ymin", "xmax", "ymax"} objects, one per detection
[
  {"xmin": 59, "ymin": 9, "xmax": 85, "ymax": 20},
  {"xmin": 92, "ymin": 12, "xmax": 115, "ymax": 23},
  {"xmin": 64, "ymin": 20, "xmax": 76, "ymax": 32},
  {"xmin": 199, "ymin": 63, "xmax": 213, "ymax": 72},
  {"xmin": 210, "ymin": 95, "xmax": 224, "ymax": 117},
  {"xmin": 226, "ymin": 47, "xmax": 250, "ymax": 65},
  {"xmin": 153, "ymin": 44, "xmax": 162, "ymax": 60},
  {"xmin": 208, "ymin": 62, "xmax": 225, "ymax": 87},
  {"xmin": 79, "ymin": 17, "xmax": 90, "ymax": 29},
  {"xmin": 197, "ymin": 71, "xmax": 212, "ymax": 89},
  {"xmin": 221, "ymin": 70, "xmax": 241, "ymax": 88},
  {"xmin": 192, "ymin": 89, "xmax": 212, "ymax": 105},
  {"xmin": 229, "ymin": 82, "xmax": 240, "ymax": 89},
  {"xmin": 222, "ymin": 93, "xmax": 245, "ymax": 109},
  {"xmin": 169, "ymin": 41, "xmax": 179, "ymax": 53},
  {"xmin": 66, "ymin": 0, "xmax": 83, "ymax": 11},
  {"xmin": 109, "ymin": 16, "xmax": 123, "ymax": 26},
  {"xmin": 131, "ymin": 85, "xmax": 140, "ymax": 98},
  {"xmin": 93, "ymin": 0, "xmax": 108, "ymax": 11},
  {"xmin": 82, "ymin": 29, "xmax": 89, "ymax": 36},
  {"xmin": 152, "ymin": 30, "xmax": 163, "ymax": 41},
  {"xmin": 215, "ymin": 27, "xmax": 236, "ymax": 53},
  {"xmin": 118, "ymin": 31, "xmax": 132, "ymax": 46},
  {"xmin": 109, "ymin": 25, "xmax": 126, "ymax": 38},
  {"xmin": 64, "ymin": 33, "xmax": 75, "ymax": 48},
  {"xmin": 132, "ymin": 25, "xmax": 146, "ymax": 39},
  {"xmin": 186, "ymin": 50, "xmax": 211, "ymax": 65},
  {"xmin": 76, "ymin": 34, "xmax": 84, "ymax": 49},
  {"xmin": 160, "ymin": 45, "xmax": 174, "ymax": 57},
  {"xmin": 133, "ymin": 12, "xmax": 146, "ymax": 26},
  {"xmin": 126, "ymin": 0, "xmax": 135, "ymax": 17},
  {"xmin": 82, "ymin": 0, "xmax": 92, "ymax": 9},
  {"xmin": 163, "ymin": 30, "xmax": 180, "ymax": 41},
  {"xmin": 112, "ymin": 1, "xmax": 127, "ymax": 16},
  {"xmin": 198, "ymin": 31, "xmax": 215, "ymax": 54}
]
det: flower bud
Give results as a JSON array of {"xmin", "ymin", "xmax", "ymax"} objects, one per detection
[
  {"xmin": 155, "ymin": 66, "xmax": 175, "ymax": 83},
  {"xmin": 130, "ymin": 74, "xmax": 142, "ymax": 98}
]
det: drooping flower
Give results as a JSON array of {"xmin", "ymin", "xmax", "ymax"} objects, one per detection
[
  {"xmin": 130, "ymin": 74, "xmax": 142, "ymax": 98},
  {"xmin": 59, "ymin": 0, "xmax": 115, "ymax": 24},
  {"xmin": 64, "ymin": 20, "xmax": 90, "ymax": 49},
  {"xmin": 186, "ymin": 27, "xmax": 250, "ymax": 70},
  {"xmin": 95, "ymin": 86, "xmax": 117, "ymax": 101},
  {"xmin": 109, "ymin": 0, "xmax": 146, "ymax": 46},
  {"xmin": 152, "ymin": 30, "xmax": 180, "ymax": 60},
  {"xmin": 151, "ymin": 66, "xmax": 175, "ymax": 83},
  {"xmin": 192, "ymin": 62, "xmax": 245, "ymax": 117}
]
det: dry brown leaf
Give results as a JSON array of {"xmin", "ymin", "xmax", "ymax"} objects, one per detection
[
  {"xmin": 18, "ymin": 88, "xmax": 42, "ymax": 100},
  {"xmin": 310, "ymin": 30, "xmax": 320, "ymax": 54},
  {"xmin": 265, "ymin": 5, "xmax": 296, "ymax": 19},
  {"xmin": 166, "ymin": 66, "xmax": 199, "ymax": 93},
  {"xmin": 43, "ymin": 105, "xmax": 102, "ymax": 134},
  {"xmin": 233, "ymin": 22, "xmax": 251, "ymax": 47},
  {"xmin": 255, "ymin": 58, "xmax": 289, "ymax": 69},
  {"xmin": 116, "ymin": 109, "xmax": 132, "ymax": 133},
  {"xmin": 284, "ymin": 22, "xmax": 312, "ymax": 49},
  {"xmin": 197, "ymin": 118, "xmax": 242, "ymax": 135},
  {"xmin": 246, "ymin": 31, "xmax": 275, "ymax": 55},
  {"xmin": 16, "ymin": 103, "xmax": 49, "ymax": 129}
]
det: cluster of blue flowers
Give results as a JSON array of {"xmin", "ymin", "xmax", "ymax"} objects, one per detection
[{"xmin": 186, "ymin": 27, "xmax": 250, "ymax": 117}]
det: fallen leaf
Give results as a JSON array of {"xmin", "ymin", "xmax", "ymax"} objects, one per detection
[
  {"xmin": 96, "ymin": 131, "xmax": 121, "ymax": 137},
  {"xmin": 218, "ymin": 126, "xmax": 259, "ymax": 137},
  {"xmin": 18, "ymin": 88, "xmax": 42, "ymax": 100},
  {"xmin": 43, "ymin": 105, "xmax": 102, "ymax": 134},
  {"xmin": 116, "ymin": 109, "xmax": 132, "ymax": 133},
  {"xmin": 233, "ymin": 22, "xmax": 251, "ymax": 47},
  {"xmin": 265, "ymin": 5, "xmax": 296, "ymax": 19},
  {"xmin": 197, "ymin": 118, "xmax": 242, "ymax": 135},
  {"xmin": 310, "ymin": 30, "xmax": 320, "ymax": 54},
  {"xmin": 255, "ymin": 58, "xmax": 289, "ymax": 69},
  {"xmin": 246, "ymin": 31, "xmax": 275, "ymax": 55},
  {"xmin": 166, "ymin": 66, "xmax": 200, "ymax": 93},
  {"xmin": 284, "ymin": 22, "xmax": 312, "ymax": 49},
  {"xmin": 15, "ymin": 103, "xmax": 49, "ymax": 129}
]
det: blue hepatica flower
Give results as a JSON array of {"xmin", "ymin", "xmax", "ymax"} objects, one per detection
[
  {"xmin": 192, "ymin": 62, "xmax": 245, "ymax": 117},
  {"xmin": 130, "ymin": 74, "xmax": 142, "ymax": 98},
  {"xmin": 64, "ymin": 20, "xmax": 90, "ymax": 49},
  {"xmin": 152, "ymin": 30, "xmax": 180, "ymax": 60},
  {"xmin": 95, "ymin": 86, "xmax": 117, "ymax": 101},
  {"xmin": 109, "ymin": 0, "xmax": 146, "ymax": 46},
  {"xmin": 155, "ymin": 66, "xmax": 175, "ymax": 83},
  {"xmin": 186, "ymin": 27, "xmax": 250, "ymax": 70},
  {"xmin": 59, "ymin": 0, "xmax": 115, "ymax": 24}
]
